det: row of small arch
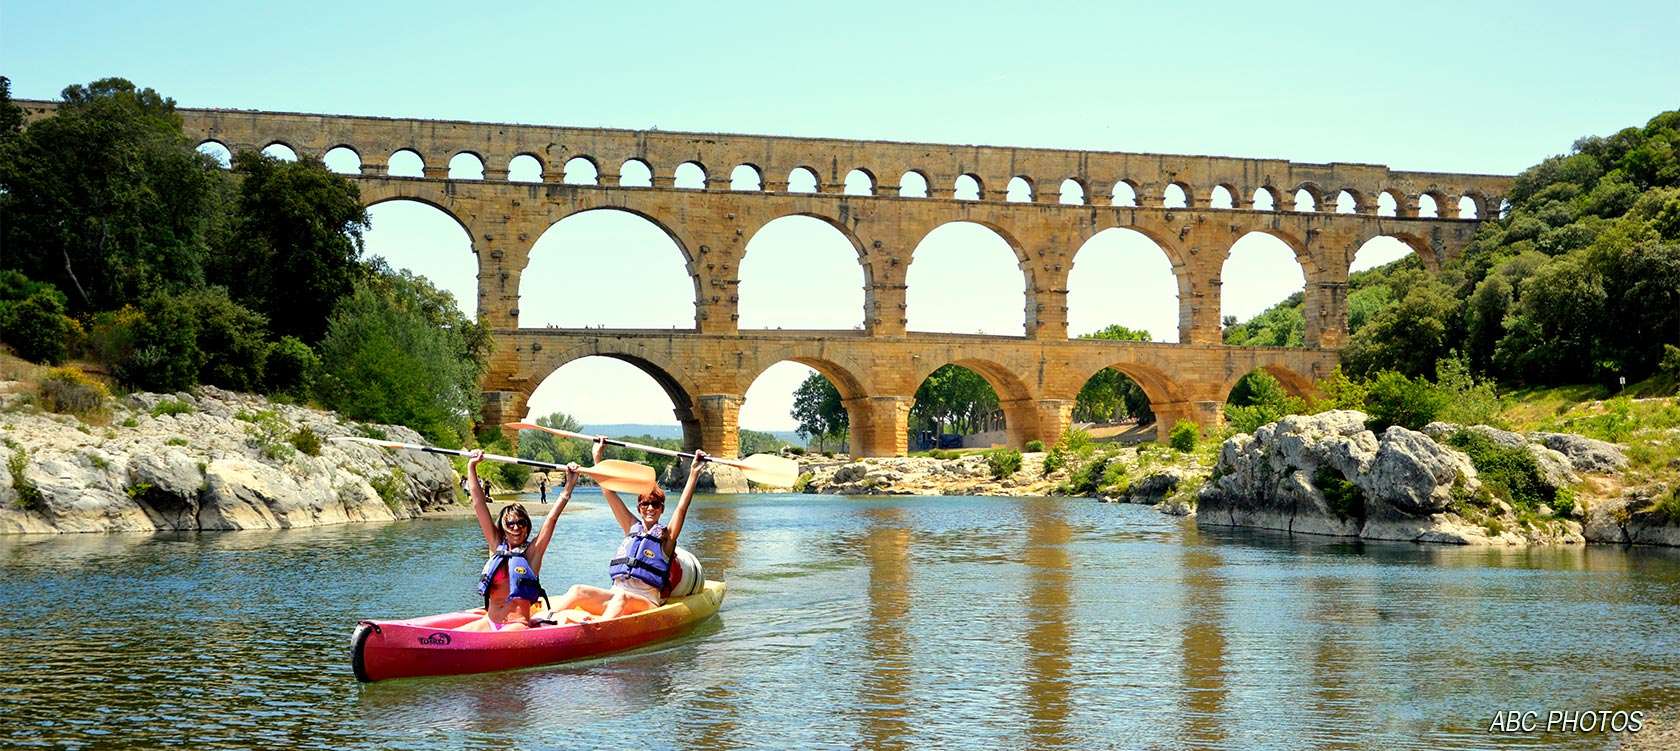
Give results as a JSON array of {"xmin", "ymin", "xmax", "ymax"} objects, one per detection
[{"xmin": 203, "ymin": 140, "xmax": 1489, "ymax": 219}]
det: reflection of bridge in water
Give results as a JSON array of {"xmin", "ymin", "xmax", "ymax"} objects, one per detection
[{"xmin": 18, "ymin": 101, "xmax": 1511, "ymax": 456}]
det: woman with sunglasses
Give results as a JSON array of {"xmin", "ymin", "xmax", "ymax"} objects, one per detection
[
  {"xmin": 549, "ymin": 439, "xmax": 707, "ymax": 620},
  {"xmin": 463, "ymin": 449, "xmax": 579, "ymax": 631}
]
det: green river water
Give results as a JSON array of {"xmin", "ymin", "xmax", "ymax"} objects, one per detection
[{"xmin": 2, "ymin": 492, "xmax": 1677, "ymax": 750}]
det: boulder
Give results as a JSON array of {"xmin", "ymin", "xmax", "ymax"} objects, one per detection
[{"xmin": 1527, "ymin": 432, "xmax": 1628, "ymax": 473}]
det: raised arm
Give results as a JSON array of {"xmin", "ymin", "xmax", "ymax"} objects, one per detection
[
  {"xmin": 595, "ymin": 437, "xmax": 636, "ymax": 534},
  {"xmin": 467, "ymin": 450, "xmax": 498, "ymax": 555},
  {"xmin": 527, "ymin": 463, "xmax": 577, "ymax": 571},
  {"xmin": 663, "ymin": 450, "xmax": 705, "ymax": 559}
]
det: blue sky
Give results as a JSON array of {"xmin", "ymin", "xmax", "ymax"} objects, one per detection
[{"xmin": 6, "ymin": 0, "xmax": 1677, "ymax": 431}]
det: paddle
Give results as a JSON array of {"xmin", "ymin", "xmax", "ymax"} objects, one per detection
[
  {"xmin": 505, "ymin": 422, "xmax": 802, "ymax": 488},
  {"xmin": 328, "ymin": 436, "xmax": 659, "ymax": 495}
]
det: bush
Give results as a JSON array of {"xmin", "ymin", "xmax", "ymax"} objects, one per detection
[
  {"xmin": 1169, "ymin": 420, "xmax": 1199, "ymax": 452},
  {"xmin": 36, "ymin": 367, "xmax": 111, "ymax": 421},
  {"xmin": 1313, "ymin": 467, "xmax": 1365, "ymax": 520},
  {"xmin": 822, "ymin": 451, "xmax": 835, "ymax": 458},
  {"xmin": 1445, "ymin": 429, "xmax": 1559, "ymax": 513},
  {"xmin": 1025, "ymin": 440, "xmax": 1045, "ymax": 452},
  {"xmin": 784, "ymin": 446, "xmax": 806, "ymax": 456},
  {"xmin": 264, "ymin": 336, "xmax": 320, "ymax": 397},
  {"xmin": 986, "ymin": 448, "xmax": 1023, "ymax": 479},
  {"xmin": 150, "ymin": 399, "xmax": 194, "ymax": 417},
  {"xmin": 2, "ymin": 290, "xmax": 73, "ymax": 365},
  {"xmin": 118, "ymin": 293, "xmax": 207, "ymax": 392},
  {"xmin": 290, "ymin": 426, "xmax": 323, "ymax": 456},
  {"xmin": 369, "ymin": 467, "xmax": 408, "ymax": 512},
  {"xmin": 1364, "ymin": 370, "xmax": 1448, "ymax": 432},
  {"xmin": 5, "ymin": 439, "xmax": 41, "ymax": 510}
]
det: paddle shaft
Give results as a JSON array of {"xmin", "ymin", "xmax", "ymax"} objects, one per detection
[
  {"xmin": 329, "ymin": 437, "xmax": 630, "ymax": 484},
  {"xmin": 517, "ymin": 425, "xmax": 733, "ymax": 467}
]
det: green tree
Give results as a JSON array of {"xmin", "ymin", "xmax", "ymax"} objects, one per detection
[
  {"xmin": 790, "ymin": 372, "xmax": 848, "ymax": 451},
  {"xmin": 1077, "ymin": 324, "xmax": 1154, "ymax": 424},
  {"xmin": 0, "ymin": 77, "xmax": 24, "ymax": 139},
  {"xmin": 211, "ymin": 152, "xmax": 370, "ymax": 343},
  {"xmin": 1223, "ymin": 370, "xmax": 1305, "ymax": 434},
  {"xmin": 738, "ymin": 429, "xmax": 782, "ymax": 455},
  {"xmin": 1340, "ymin": 268, "xmax": 1462, "ymax": 378},
  {"xmin": 911, "ymin": 365, "xmax": 1000, "ymax": 436},
  {"xmin": 0, "ymin": 78, "xmax": 225, "ymax": 312},
  {"xmin": 313, "ymin": 273, "xmax": 481, "ymax": 446}
]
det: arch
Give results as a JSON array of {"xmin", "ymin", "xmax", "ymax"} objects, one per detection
[
  {"xmin": 523, "ymin": 208, "xmax": 696, "ymax": 328},
  {"xmin": 363, "ymin": 199, "xmax": 478, "ymax": 319},
  {"xmin": 1221, "ymin": 231, "xmax": 1310, "ymax": 346},
  {"xmin": 844, "ymin": 169, "xmax": 874, "ymax": 196},
  {"xmin": 674, "ymin": 161, "xmax": 706, "ymax": 190},
  {"xmin": 1111, "ymin": 181, "xmax": 1138, "ymax": 207},
  {"xmin": 1350, "ymin": 236, "xmax": 1416, "ymax": 274},
  {"xmin": 388, "ymin": 149, "xmax": 425, "ymax": 178},
  {"xmin": 620, "ymin": 159, "xmax": 654, "ymax": 187},
  {"xmin": 906, "ymin": 359, "xmax": 1032, "ymax": 446},
  {"xmin": 788, "ymin": 167, "xmax": 819, "ymax": 193},
  {"xmin": 1007, "ymin": 176, "xmax": 1034, "ymax": 203},
  {"xmin": 1251, "ymin": 187, "xmax": 1278, "ymax": 211},
  {"xmin": 323, "ymin": 146, "xmax": 361, "ymax": 174},
  {"xmin": 907, "ymin": 222, "xmax": 1027, "ymax": 336},
  {"xmin": 197, "ymin": 140, "xmax": 233, "ymax": 168},
  {"xmin": 1071, "ymin": 359, "xmax": 1185, "ymax": 423},
  {"xmin": 1163, "ymin": 183, "xmax": 1189, "ymax": 209},
  {"xmin": 262, "ymin": 142, "xmax": 298, "ymax": 161},
  {"xmin": 1378, "ymin": 191, "xmax": 1400, "ymax": 217},
  {"xmin": 1291, "ymin": 185, "xmax": 1322, "ymax": 212},
  {"xmin": 1457, "ymin": 195, "xmax": 1481, "ymax": 219},
  {"xmin": 1418, "ymin": 192, "xmax": 1443, "ymax": 218},
  {"xmin": 508, "ymin": 154, "xmax": 544, "ymax": 182},
  {"xmin": 1217, "ymin": 363, "xmax": 1316, "ymax": 404},
  {"xmin": 899, "ymin": 170, "xmax": 930, "ymax": 198},
  {"xmin": 954, "ymin": 174, "xmax": 982, "ymax": 201},
  {"xmin": 731, "ymin": 164, "xmax": 763, "ymax": 191},
  {"xmin": 1059, "ymin": 178, "xmax": 1086, "ymax": 206},
  {"xmin": 737, "ymin": 215, "xmax": 867, "ymax": 330},
  {"xmin": 1209, "ymin": 185, "xmax": 1235, "ymax": 209},
  {"xmin": 448, "ymin": 152, "xmax": 485, "ymax": 180},
  {"xmin": 563, "ymin": 157, "xmax": 599, "ymax": 185},
  {"xmin": 525, "ymin": 351, "xmax": 700, "ymax": 435},
  {"xmin": 1068, "ymin": 228, "xmax": 1182, "ymax": 343},
  {"xmin": 1355, "ymin": 230, "xmax": 1440, "ymax": 272},
  {"xmin": 1331, "ymin": 189, "xmax": 1357, "ymax": 214}
]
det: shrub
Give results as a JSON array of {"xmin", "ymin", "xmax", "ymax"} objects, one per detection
[
  {"xmin": 369, "ymin": 467, "xmax": 408, "ymax": 512},
  {"xmin": 1169, "ymin": 420, "xmax": 1200, "ymax": 452},
  {"xmin": 120, "ymin": 417, "xmax": 139, "ymax": 427},
  {"xmin": 5, "ymin": 439, "xmax": 41, "ymax": 510},
  {"xmin": 243, "ymin": 409, "xmax": 294, "ymax": 461},
  {"xmin": 784, "ymin": 446, "xmax": 806, "ymax": 456},
  {"xmin": 151, "ymin": 399, "xmax": 195, "ymax": 417},
  {"xmin": 1364, "ymin": 370, "xmax": 1448, "ymax": 432},
  {"xmin": 36, "ymin": 367, "xmax": 111, "ymax": 421},
  {"xmin": 987, "ymin": 448, "xmax": 1023, "ymax": 479},
  {"xmin": 264, "ymin": 336, "xmax": 319, "ymax": 397},
  {"xmin": 2, "ymin": 289, "xmax": 73, "ymax": 365},
  {"xmin": 118, "ymin": 294, "xmax": 206, "ymax": 392},
  {"xmin": 166, "ymin": 437, "xmax": 188, "ymax": 446},
  {"xmin": 1313, "ymin": 467, "xmax": 1365, "ymax": 520},
  {"xmin": 1445, "ymin": 429, "xmax": 1558, "ymax": 513},
  {"xmin": 290, "ymin": 426, "xmax": 323, "ymax": 456},
  {"xmin": 822, "ymin": 451, "xmax": 835, "ymax": 458},
  {"xmin": 1025, "ymin": 440, "xmax": 1045, "ymax": 453},
  {"xmin": 353, "ymin": 423, "xmax": 388, "ymax": 441},
  {"xmin": 792, "ymin": 472, "xmax": 814, "ymax": 493},
  {"xmin": 186, "ymin": 288, "xmax": 270, "ymax": 392}
]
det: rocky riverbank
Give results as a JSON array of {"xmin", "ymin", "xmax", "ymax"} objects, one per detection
[{"xmin": 0, "ymin": 386, "xmax": 458, "ymax": 534}]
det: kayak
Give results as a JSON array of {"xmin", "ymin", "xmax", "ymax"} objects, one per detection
[{"xmin": 350, "ymin": 580, "xmax": 727, "ymax": 682}]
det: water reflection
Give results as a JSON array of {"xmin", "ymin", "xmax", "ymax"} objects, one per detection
[
  {"xmin": 859, "ymin": 506, "xmax": 913, "ymax": 751},
  {"xmin": 1176, "ymin": 524, "xmax": 1229, "ymax": 750},
  {"xmin": 1022, "ymin": 500, "xmax": 1073, "ymax": 747}
]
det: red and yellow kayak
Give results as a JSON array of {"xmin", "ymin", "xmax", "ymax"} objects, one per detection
[{"xmin": 350, "ymin": 580, "xmax": 726, "ymax": 682}]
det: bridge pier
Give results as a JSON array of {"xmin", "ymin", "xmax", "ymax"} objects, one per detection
[
  {"xmin": 481, "ymin": 391, "xmax": 528, "ymax": 442},
  {"xmin": 1001, "ymin": 398, "xmax": 1075, "ymax": 448},
  {"xmin": 845, "ymin": 396, "xmax": 913, "ymax": 458},
  {"xmin": 696, "ymin": 394, "xmax": 744, "ymax": 459}
]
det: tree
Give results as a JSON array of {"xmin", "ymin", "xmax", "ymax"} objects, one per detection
[
  {"xmin": 1223, "ymin": 371, "xmax": 1305, "ymax": 435},
  {"xmin": 0, "ymin": 77, "xmax": 24, "ymax": 140},
  {"xmin": 791, "ymin": 372, "xmax": 847, "ymax": 451},
  {"xmin": 313, "ymin": 272, "xmax": 482, "ymax": 446},
  {"xmin": 738, "ymin": 429, "xmax": 782, "ymax": 456},
  {"xmin": 1340, "ymin": 268, "xmax": 1462, "ymax": 378},
  {"xmin": 911, "ymin": 365, "xmax": 999, "ymax": 436},
  {"xmin": 0, "ymin": 78, "xmax": 224, "ymax": 312},
  {"xmin": 212, "ymin": 152, "xmax": 370, "ymax": 343}
]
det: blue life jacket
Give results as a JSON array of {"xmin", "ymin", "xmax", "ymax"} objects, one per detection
[
  {"xmin": 609, "ymin": 523, "xmax": 671, "ymax": 591},
  {"xmin": 478, "ymin": 542, "xmax": 545, "ymax": 605}
]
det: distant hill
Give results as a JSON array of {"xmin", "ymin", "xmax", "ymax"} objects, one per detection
[{"xmin": 579, "ymin": 424, "xmax": 806, "ymax": 446}]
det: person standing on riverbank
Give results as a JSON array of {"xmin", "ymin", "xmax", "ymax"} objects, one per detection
[
  {"xmin": 549, "ymin": 439, "xmax": 706, "ymax": 620},
  {"xmin": 463, "ymin": 449, "xmax": 577, "ymax": 631}
]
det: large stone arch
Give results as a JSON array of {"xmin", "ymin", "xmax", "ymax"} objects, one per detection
[
  {"xmin": 1356, "ymin": 228, "xmax": 1440, "ymax": 272},
  {"xmin": 1217, "ymin": 361, "xmax": 1318, "ymax": 401},
  {"xmin": 523, "ymin": 342, "xmax": 704, "ymax": 447}
]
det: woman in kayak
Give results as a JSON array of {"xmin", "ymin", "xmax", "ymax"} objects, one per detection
[
  {"xmin": 550, "ymin": 439, "xmax": 706, "ymax": 620},
  {"xmin": 463, "ymin": 449, "xmax": 579, "ymax": 631}
]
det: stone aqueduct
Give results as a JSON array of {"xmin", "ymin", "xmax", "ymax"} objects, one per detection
[{"xmin": 22, "ymin": 101, "xmax": 1513, "ymax": 458}]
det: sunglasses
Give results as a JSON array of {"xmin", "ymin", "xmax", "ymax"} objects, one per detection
[
  {"xmin": 504, "ymin": 519, "xmax": 530, "ymax": 529},
  {"xmin": 638, "ymin": 501, "xmax": 664, "ymax": 509}
]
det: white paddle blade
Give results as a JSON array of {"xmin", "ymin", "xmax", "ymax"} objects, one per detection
[{"xmin": 734, "ymin": 454, "xmax": 801, "ymax": 488}]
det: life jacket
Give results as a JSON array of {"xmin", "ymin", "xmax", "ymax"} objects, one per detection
[
  {"xmin": 609, "ymin": 523, "xmax": 671, "ymax": 591},
  {"xmin": 477, "ymin": 542, "xmax": 545, "ymax": 605}
]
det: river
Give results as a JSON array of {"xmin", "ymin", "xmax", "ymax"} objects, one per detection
[{"xmin": 2, "ymin": 492, "xmax": 1677, "ymax": 750}]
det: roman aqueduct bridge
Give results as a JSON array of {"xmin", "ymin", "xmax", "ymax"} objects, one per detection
[{"xmin": 20, "ymin": 101, "xmax": 1513, "ymax": 457}]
